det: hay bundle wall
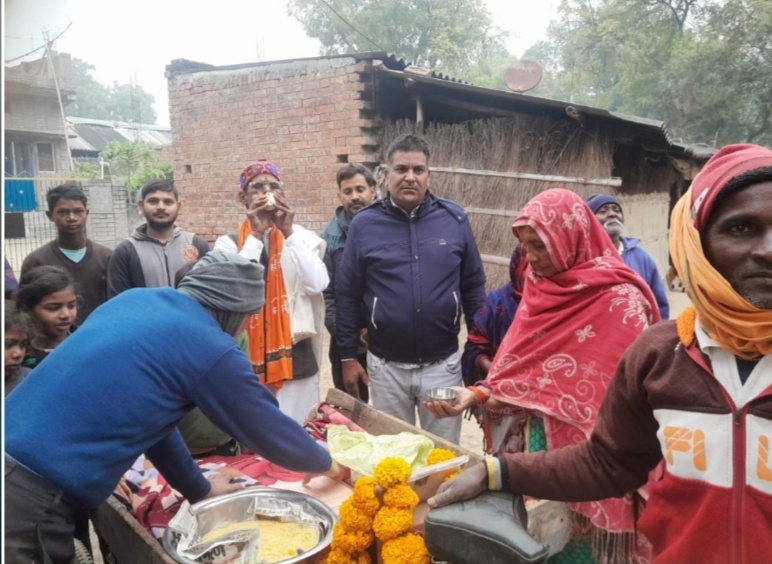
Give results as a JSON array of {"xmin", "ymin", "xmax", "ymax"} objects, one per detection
[{"xmin": 381, "ymin": 118, "xmax": 616, "ymax": 290}]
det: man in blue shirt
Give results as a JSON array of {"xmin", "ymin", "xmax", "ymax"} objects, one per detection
[
  {"xmin": 586, "ymin": 193, "xmax": 670, "ymax": 320},
  {"xmin": 5, "ymin": 250, "xmax": 342, "ymax": 564}
]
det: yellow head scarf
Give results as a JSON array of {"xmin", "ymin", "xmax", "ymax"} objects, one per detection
[{"xmin": 669, "ymin": 144, "xmax": 772, "ymax": 359}]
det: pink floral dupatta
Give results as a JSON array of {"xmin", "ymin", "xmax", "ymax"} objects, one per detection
[{"xmin": 486, "ymin": 189, "xmax": 659, "ymax": 537}]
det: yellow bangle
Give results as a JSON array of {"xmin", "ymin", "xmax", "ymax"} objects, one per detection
[{"xmin": 484, "ymin": 457, "xmax": 498, "ymax": 490}]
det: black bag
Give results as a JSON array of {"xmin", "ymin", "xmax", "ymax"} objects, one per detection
[{"xmin": 424, "ymin": 491, "xmax": 549, "ymax": 564}]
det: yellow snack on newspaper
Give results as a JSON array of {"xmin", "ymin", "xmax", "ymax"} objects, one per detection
[{"xmin": 202, "ymin": 519, "xmax": 318, "ymax": 563}]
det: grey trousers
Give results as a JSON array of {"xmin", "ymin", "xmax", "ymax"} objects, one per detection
[
  {"xmin": 367, "ymin": 350, "xmax": 463, "ymax": 443},
  {"xmin": 4, "ymin": 455, "xmax": 85, "ymax": 564}
]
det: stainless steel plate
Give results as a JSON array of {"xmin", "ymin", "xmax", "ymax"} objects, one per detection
[{"xmin": 162, "ymin": 487, "xmax": 337, "ymax": 564}]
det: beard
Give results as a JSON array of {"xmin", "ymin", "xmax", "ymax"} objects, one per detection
[
  {"xmin": 731, "ymin": 271, "xmax": 772, "ymax": 310},
  {"xmin": 146, "ymin": 215, "xmax": 177, "ymax": 231},
  {"xmin": 344, "ymin": 201, "xmax": 367, "ymax": 217}
]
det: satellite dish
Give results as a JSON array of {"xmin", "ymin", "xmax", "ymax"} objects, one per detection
[{"xmin": 504, "ymin": 60, "xmax": 543, "ymax": 93}]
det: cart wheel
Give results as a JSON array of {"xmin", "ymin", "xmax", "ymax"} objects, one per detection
[{"xmin": 74, "ymin": 539, "xmax": 94, "ymax": 564}]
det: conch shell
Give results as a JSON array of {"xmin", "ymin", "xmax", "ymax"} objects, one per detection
[{"xmin": 264, "ymin": 192, "xmax": 277, "ymax": 212}]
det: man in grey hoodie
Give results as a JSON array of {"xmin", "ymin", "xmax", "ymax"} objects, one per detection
[{"xmin": 107, "ymin": 179, "xmax": 210, "ymax": 297}]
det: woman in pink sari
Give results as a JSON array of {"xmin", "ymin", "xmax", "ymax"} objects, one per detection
[{"xmin": 427, "ymin": 188, "xmax": 659, "ymax": 563}]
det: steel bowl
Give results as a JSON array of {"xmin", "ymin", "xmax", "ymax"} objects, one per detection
[
  {"xmin": 425, "ymin": 387, "xmax": 459, "ymax": 404},
  {"xmin": 162, "ymin": 487, "xmax": 337, "ymax": 564}
]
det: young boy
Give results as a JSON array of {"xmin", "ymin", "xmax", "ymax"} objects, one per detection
[
  {"xmin": 20, "ymin": 184, "xmax": 112, "ymax": 324},
  {"xmin": 5, "ymin": 300, "xmax": 31, "ymax": 395}
]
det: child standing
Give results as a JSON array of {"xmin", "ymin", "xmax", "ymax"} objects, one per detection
[
  {"xmin": 5, "ymin": 300, "xmax": 31, "ymax": 395},
  {"xmin": 16, "ymin": 265, "xmax": 79, "ymax": 370}
]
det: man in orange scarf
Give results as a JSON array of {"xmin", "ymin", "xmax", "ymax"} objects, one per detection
[
  {"xmin": 429, "ymin": 144, "xmax": 772, "ymax": 564},
  {"xmin": 215, "ymin": 160, "xmax": 328, "ymax": 425}
]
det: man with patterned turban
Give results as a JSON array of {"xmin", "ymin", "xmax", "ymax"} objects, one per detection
[
  {"xmin": 215, "ymin": 160, "xmax": 328, "ymax": 424},
  {"xmin": 429, "ymin": 144, "xmax": 772, "ymax": 564},
  {"xmin": 5, "ymin": 250, "xmax": 342, "ymax": 564}
]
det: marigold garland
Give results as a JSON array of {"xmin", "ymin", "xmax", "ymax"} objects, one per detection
[
  {"xmin": 327, "ymin": 456, "xmax": 437, "ymax": 564},
  {"xmin": 323, "ymin": 474, "xmax": 379, "ymax": 564}
]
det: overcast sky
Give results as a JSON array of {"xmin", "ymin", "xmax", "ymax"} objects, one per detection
[{"xmin": 5, "ymin": 0, "xmax": 558, "ymax": 126}]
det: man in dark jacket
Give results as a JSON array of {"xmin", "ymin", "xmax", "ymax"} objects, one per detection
[
  {"xmin": 336, "ymin": 134, "xmax": 486, "ymax": 442},
  {"xmin": 321, "ymin": 164, "xmax": 377, "ymax": 402},
  {"xmin": 107, "ymin": 179, "xmax": 209, "ymax": 296}
]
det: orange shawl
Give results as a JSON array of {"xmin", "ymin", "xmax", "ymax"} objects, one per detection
[
  {"xmin": 669, "ymin": 144, "xmax": 772, "ymax": 359},
  {"xmin": 238, "ymin": 220, "xmax": 293, "ymax": 387}
]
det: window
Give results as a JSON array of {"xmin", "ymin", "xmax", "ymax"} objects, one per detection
[
  {"xmin": 37, "ymin": 143, "xmax": 55, "ymax": 172},
  {"xmin": 4, "ymin": 141, "xmax": 32, "ymax": 177}
]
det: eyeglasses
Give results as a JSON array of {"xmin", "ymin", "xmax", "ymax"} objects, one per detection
[{"xmin": 246, "ymin": 181, "xmax": 283, "ymax": 193}]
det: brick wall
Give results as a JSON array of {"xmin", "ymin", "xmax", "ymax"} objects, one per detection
[{"xmin": 167, "ymin": 56, "xmax": 379, "ymax": 242}]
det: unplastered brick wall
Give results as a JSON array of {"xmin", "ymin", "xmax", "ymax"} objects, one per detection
[{"xmin": 167, "ymin": 56, "xmax": 380, "ymax": 243}]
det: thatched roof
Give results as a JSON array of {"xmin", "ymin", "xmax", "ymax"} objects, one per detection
[{"xmin": 379, "ymin": 117, "xmax": 683, "ymax": 290}]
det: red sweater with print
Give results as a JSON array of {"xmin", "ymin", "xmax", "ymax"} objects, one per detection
[{"xmin": 503, "ymin": 321, "xmax": 772, "ymax": 564}]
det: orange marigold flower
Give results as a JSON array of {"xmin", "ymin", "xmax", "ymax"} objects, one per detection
[
  {"xmin": 325, "ymin": 548, "xmax": 371, "ymax": 564},
  {"xmin": 352, "ymin": 476, "xmax": 380, "ymax": 517},
  {"xmin": 351, "ymin": 491, "xmax": 380, "ymax": 517},
  {"xmin": 381, "ymin": 533, "xmax": 430, "ymax": 564},
  {"xmin": 374, "ymin": 458, "xmax": 412, "ymax": 489},
  {"xmin": 427, "ymin": 448, "xmax": 456, "ymax": 466},
  {"xmin": 353, "ymin": 476, "xmax": 378, "ymax": 499},
  {"xmin": 332, "ymin": 528, "xmax": 374, "ymax": 554},
  {"xmin": 373, "ymin": 507, "xmax": 413, "ymax": 542},
  {"xmin": 339, "ymin": 498, "xmax": 374, "ymax": 532},
  {"xmin": 382, "ymin": 484, "xmax": 419, "ymax": 510},
  {"xmin": 443, "ymin": 470, "xmax": 460, "ymax": 482}
]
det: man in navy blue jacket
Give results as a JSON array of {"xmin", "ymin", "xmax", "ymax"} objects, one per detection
[
  {"xmin": 335, "ymin": 134, "xmax": 486, "ymax": 443},
  {"xmin": 587, "ymin": 193, "xmax": 670, "ymax": 320}
]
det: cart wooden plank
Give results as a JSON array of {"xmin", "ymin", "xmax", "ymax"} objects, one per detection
[
  {"xmin": 91, "ymin": 389, "xmax": 569, "ymax": 560},
  {"xmin": 91, "ymin": 496, "xmax": 176, "ymax": 563}
]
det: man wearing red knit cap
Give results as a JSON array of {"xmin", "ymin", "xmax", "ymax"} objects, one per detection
[
  {"xmin": 215, "ymin": 160, "xmax": 328, "ymax": 425},
  {"xmin": 429, "ymin": 144, "xmax": 772, "ymax": 564}
]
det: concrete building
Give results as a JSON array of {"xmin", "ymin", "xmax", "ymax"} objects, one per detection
[{"xmin": 4, "ymin": 52, "xmax": 75, "ymax": 206}]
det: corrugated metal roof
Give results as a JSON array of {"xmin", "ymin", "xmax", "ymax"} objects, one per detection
[{"xmin": 66, "ymin": 117, "xmax": 172, "ymax": 154}]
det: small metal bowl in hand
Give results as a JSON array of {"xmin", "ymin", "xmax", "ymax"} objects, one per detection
[{"xmin": 425, "ymin": 387, "xmax": 459, "ymax": 405}]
